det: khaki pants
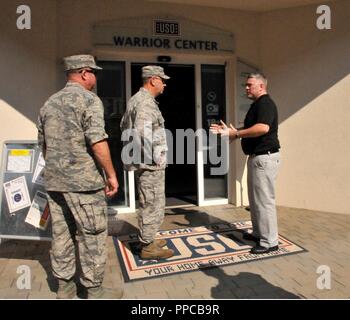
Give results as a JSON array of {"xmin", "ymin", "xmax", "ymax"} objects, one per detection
[
  {"xmin": 47, "ymin": 189, "xmax": 107, "ymax": 288},
  {"xmin": 247, "ymin": 152, "xmax": 281, "ymax": 248}
]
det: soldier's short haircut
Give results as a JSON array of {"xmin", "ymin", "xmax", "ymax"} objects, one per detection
[
  {"xmin": 65, "ymin": 69, "xmax": 79, "ymax": 77},
  {"xmin": 66, "ymin": 68, "xmax": 84, "ymax": 76},
  {"xmin": 247, "ymin": 73, "xmax": 268, "ymax": 87},
  {"xmin": 142, "ymin": 77, "xmax": 151, "ymax": 85}
]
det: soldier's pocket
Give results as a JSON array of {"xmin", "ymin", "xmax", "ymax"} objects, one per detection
[{"xmin": 78, "ymin": 194, "xmax": 107, "ymax": 234}]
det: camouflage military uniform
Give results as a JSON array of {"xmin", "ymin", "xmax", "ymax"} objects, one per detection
[
  {"xmin": 46, "ymin": 190, "xmax": 107, "ymax": 288},
  {"xmin": 38, "ymin": 79, "xmax": 108, "ymax": 288},
  {"xmin": 38, "ymin": 82, "xmax": 107, "ymax": 192},
  {"xmin": 120, "ymin": 87, "xmax": 168, "ymax": 244}
]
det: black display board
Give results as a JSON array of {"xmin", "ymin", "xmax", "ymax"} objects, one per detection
[{"xmin": 0, "ymin": 141, "xmax": 51, "ymax": 241}]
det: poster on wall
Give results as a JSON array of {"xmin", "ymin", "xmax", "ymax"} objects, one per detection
[
  {"xmin": 3, "ymin": 176, "xmax": 31, "ymax": 214},
  {"xmin": 25, "ymin": 191, "xmax": 50, "ymax": 230},
  {"xmin": 6, "ymin": 149, "xmax": 34, "ymax": 173}
]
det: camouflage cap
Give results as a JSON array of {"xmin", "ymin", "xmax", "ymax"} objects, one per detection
[
  {"xmin": 63, "ymin": 54, "xmax": 102, "ymax": 71},
  {"xmin": 142, "ymin": 65, "xmax": 170, "ymax": 80}
]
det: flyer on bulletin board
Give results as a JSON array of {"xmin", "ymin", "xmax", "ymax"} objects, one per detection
[
  {"xmin": 32, "ymin": 152, "xmax": 45, "ymax": 186},
  {"xmin": 25, "ymin": 191, "xmax": 50, "ymax": 230},
  {"xmin": 3, "ymin": 176, "xmax": 31, "ymax": 214},
  {"xmin": 6, "ymin": 149, "xmax": 34, "ymax": 173}
]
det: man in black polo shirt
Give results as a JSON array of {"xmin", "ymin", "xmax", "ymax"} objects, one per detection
[{"xmin": 210, "ymin": 73, "xmax": 281, "ymax": 254}]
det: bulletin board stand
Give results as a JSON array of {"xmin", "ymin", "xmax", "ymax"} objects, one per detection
[{"xmin": 0, "ymin": 140, "xmax": 52, "ymax": 242}]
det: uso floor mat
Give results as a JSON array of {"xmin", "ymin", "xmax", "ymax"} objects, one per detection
[{"xmin": 113, "ymin": 220, "xmax": 307, "ymax": 282}]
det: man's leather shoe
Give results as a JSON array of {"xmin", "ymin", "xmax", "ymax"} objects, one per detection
[
  {"xmin": 242, "ymin": 233, "xmax": 260, "ymax": 242},
  {"xmin": 250, "ymin": 245, "xmax": 279, "ymax": 254}
]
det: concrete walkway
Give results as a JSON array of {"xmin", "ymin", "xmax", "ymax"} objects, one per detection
[{"xmin": 0, "ymin": 205, "xmax": 349, "ymax": 299}]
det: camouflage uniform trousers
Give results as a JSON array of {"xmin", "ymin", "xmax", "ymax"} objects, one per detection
[
  {"xmin": 135, "ymin": 169, "xmax": 165, "ymax": 244},
  {"xmin": 46, "ymin": 189, "xmax": 108, "ymax": 288}
]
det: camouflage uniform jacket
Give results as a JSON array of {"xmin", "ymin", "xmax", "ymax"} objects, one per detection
[
  {"xmin": 120, "ymin": 87, "xmax": 168, "ymax": 171},
  {"xmin": 37, "ymin": 81, "xmax": 108, "ymax": 192}
]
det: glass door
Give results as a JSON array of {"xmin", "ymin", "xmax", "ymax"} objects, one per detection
[
  {"xmin": 197, "ymin": 64, "xmax": 229, "ymax": 206},
  {"xmin": 97, "ymin": 61, "xmax": 135, "ymax": 213}
]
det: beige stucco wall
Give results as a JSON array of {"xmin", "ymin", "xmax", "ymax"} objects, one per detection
[
  {"xmin": 0, "ymin": 0, "xmax": 57, "ymax": 160},
  {"xmin": 260, "ymin": 0, "xmax": 350, "ymax": 214}
]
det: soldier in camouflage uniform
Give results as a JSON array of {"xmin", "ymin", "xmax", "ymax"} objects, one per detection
[
  {"xmin": 37, "ymin": 54, "xmax": 123, "ymax": 299},
  {"xmin": 120, "ymin": 66, "xmax": 174, "ymax": 260}
]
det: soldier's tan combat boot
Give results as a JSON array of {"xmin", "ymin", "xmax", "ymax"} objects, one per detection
[
  {"xmin": 56, "ymin": 279, "xmax": 77, "ymax": 299},
  {"xmin": 154, "ymin": 239, "xmax": 167, "ymax": 248},
  {"xmin": 87, "ymin": 286, "xmax": 124, "ymax": 299},
  {"xmin": 140, "ymin": 241, "xmax": 174, "ymax": 260},
  {"xmin": 135, "ymin": 239, "xmax": 167, "ymax": 254}
]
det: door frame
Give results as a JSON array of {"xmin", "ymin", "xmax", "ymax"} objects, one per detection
[{"xmin": 95, "ymin": 48, "xmax": 236, "ymax": 213}]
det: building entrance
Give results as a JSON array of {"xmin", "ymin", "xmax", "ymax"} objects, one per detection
[
  {"xmin": 96, "ymin": 57, "xmax": 230, "ymax": 212},
  {"xmin": 131, "ymin": 63, "xmax": 197, "ymax": 207}
]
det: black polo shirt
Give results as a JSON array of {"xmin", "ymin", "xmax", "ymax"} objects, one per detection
[{"xmin": 241, "ymin": 94, "xmax": 280, "ymax": 155}]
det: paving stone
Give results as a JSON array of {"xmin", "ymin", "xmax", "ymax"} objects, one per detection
[
  {"xmin": 187, "ymin": 286, "xmax": 213, "ymax": 298},
  {"xmin": 0, "ymin": 288, "xmax": 30, "ymax": 299},
  {"xmin": 0, "ymin": 278, "xmax": 14, "ymax": 290},
  {"xmin": 187, "ymin": 295, "xmax": 205, "ymax": 299},
  {"xmin": 173, "ymin": 276, "xmax": 197, "ymax": 288},
  {"xmin": 311, "ymin": 289, "xmax": 347, "ymax": 299},
  {"xmin": 143, "ymin": 278, "xmax": 168, "ymax": 294},
  {"xmin": 128, "ymin": 282, "xmax": 146, "ymax": 295},
  {"xmin": 233, "ymin": 287, "xmax": 256, "ymax": 298},
  {"xmin": 210, "ymin": 288, "xmax": 236, "ymax": 299},
  {"xmin": 135, "ymin": 291, "xmax": 169, "ymax": 299},
  {"xmin": 29, "ymin": 289, "xmax": 56, "ymax": 299},
  {"xmin": 166, "ymin": 288, "xmax": 191, "ymax": 299}
]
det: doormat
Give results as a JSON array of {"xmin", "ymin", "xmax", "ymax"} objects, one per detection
[{"xmin": 113, "ymin": 221, "xmax": 307, "ymax": 282}]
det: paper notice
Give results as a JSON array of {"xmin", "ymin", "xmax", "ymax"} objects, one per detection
[
  {"xmin": 3, "ymin": 176, "xmax": 31, "ymax": 214},
  {"xmin": 25, "ymin": 191, "xmax": 50, "ymax": 230},
  {"xmin": 32, "ymin": 152, "xmax": 45, "ymax": 186},
  {"xmin": 6, "ymin": 149, "xmax": 34, "ymax": 173}
]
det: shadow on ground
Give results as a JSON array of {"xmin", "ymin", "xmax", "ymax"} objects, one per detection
[
  {"xmin": 200, "ymin": 266, "xmax": 300, "ymax": 299},
  {"xmin": 166, "ymin": 208, "xmax": 237, "ymax": 228},
  {"xmin": 164, "ymin": 207, "xmax": 255, "ymax": 245},
  {"xmin": 0, "ymin": 219, "xmax": 137, "ymax": 299},
  {"xmin": 0, "ymin": 239, "xmax": 58, "ymax": 295}
]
